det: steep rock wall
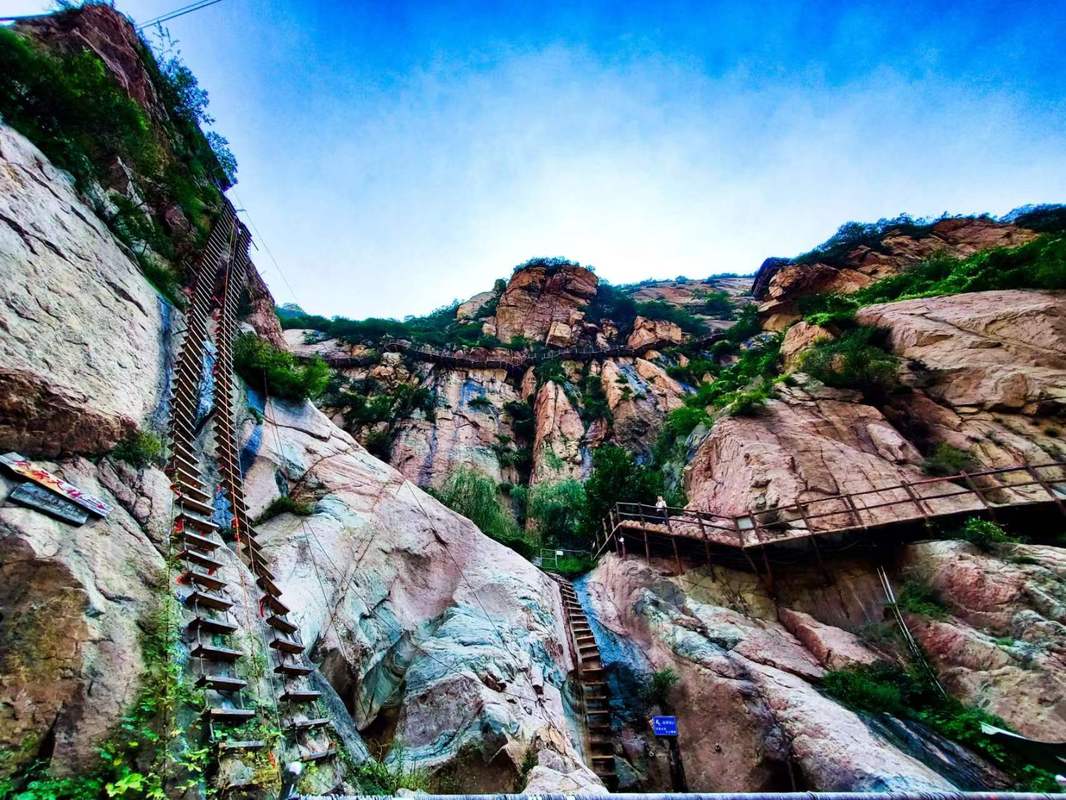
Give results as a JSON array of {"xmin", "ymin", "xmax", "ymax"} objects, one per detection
[{"xmin": 0, "ymin": 124, "xmax": 166, "ymax": 457}]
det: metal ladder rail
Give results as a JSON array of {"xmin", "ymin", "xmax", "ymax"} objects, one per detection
[
  {"xmin": 554, "ymin": 577, "xmax": 616, "ymax": 785},
  {"xmin": 165, "ymin": 208, "xmax": 269, "ymax": 772},
  {"xmin": 211, "ymin": 227, "xmax": 336, "ymax": 764}
]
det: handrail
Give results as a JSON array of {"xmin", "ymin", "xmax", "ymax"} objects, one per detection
[{"xmin": 609, "ymin": 460, "xmax": 1066, "ymax": 551}]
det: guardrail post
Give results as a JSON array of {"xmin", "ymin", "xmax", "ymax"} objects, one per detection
[
  {"xmin": 901, "ymin": 481, "xmax": 933, "ymax": 522},
  {"xmin": 959, "ymin": 469, "xmax": 998, "ymax": 521},
  {"xmin": 1025, "ymin": 464, "xmax": 1066, "ymax": 517}
]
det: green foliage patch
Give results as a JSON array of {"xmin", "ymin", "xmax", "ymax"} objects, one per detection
[
  {"xmin": 798, "ymin": 233, "xmax": 1066, "ymax": 321},
  {"xmin": 921, "ymin": 442, "xmax": 976, "ymax": 477},
  {"xmin": 800, "ymin": 326, "xmax": 899, "ymax": 399},
  {"xmin": 432, "ymin": 467, "xmax": 534, "ymax": 558},
  {"xmin": 822, "ymin": 662, "xmax": 1058, "ymax": 791},
  {"xmin": 255, "ymin": 494, "xmax": 314, "ymax": 523},
  {"xmin": 895, "ymin": 578, "xmax": 948, "ymax": 619},
  {"xmin": 233, "ymin": 333, "xmax": 329, "ymax": 402},
  {"xmin": 111, "ymin": 430, "xmax": 163, "ymax": 469},
  {"xmin": 527, "ymin": 479, "xmax": 587, "ymax": 548}
]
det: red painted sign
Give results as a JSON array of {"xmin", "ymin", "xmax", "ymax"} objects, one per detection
[{"xmin": 1, "ymin": 452, "xmax": 112, "ymax": 517}]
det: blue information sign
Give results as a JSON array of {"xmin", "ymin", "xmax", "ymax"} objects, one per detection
[{"xmin": 651, "ymin": 715, "xmax": 678, "ymax": 736}]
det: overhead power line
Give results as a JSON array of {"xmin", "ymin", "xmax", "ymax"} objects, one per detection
[{"xmin": 137, "ymin": 0, "xmax": 225, "ymax": 30}]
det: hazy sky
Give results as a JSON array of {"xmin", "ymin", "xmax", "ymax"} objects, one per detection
[{"xmin": 6, "ymin": 1, "xmax": 1066, "ymax": 317}]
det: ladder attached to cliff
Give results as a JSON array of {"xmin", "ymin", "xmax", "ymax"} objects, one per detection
[
  {"xmin": 211, "ymin": 219, "xmax": 337, "ymax": 767},
  {"xmin": 553, "ymin": 576, "xmax": 617, "ymax": 787},
  {"xmin": 165, "ymin": 207, "xmax": 269, "ymax": 774}
]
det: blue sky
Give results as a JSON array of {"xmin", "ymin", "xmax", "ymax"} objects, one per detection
[{"xmin": 7, "ymin": 0, "xmax": 1066, "ymax": 317}]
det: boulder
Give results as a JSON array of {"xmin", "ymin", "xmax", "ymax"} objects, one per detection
[
  {"xmin": 490, "ymin": 265, "xmax": 597, "ymax": 347},
  {"xmin": 627, "ymin": 316, "xmax": 684, "ymax": 349},
  {"xmin": 531, "ymin": 380, "xmax": 586, "ymax": 485},
  {"xmin": 241, "ymin": 396, "xmax": 596, "ymax": 787}
]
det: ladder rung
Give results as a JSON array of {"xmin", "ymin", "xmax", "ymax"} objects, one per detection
[
  {"xmin": 197, "ymin": 674, "xmax": 247, "ymax": 692},
  {"xmin": 191, "ymin": 643, "xmax": 243, "ymax": 662},
  {"xmin": 270, "ymin": 635, "xmax": 304, "ymax": 655}
]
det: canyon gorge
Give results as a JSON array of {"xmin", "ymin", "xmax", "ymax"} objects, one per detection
[{"xmin": 0, "ymin": 5, "xmax": 1064, "ymax": 799}]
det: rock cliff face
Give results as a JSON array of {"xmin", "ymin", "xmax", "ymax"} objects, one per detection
[
  {"xmin": 754, "ymin": 219, "xmax": 1039, "ymax": 330},
  {"xmin": 0, "ymin": 121, "xmax": 597, "ymax": 793},
  {"xmin": 2, "ymin": 6, "xmax": 1065, "ymax": 794},
  {"xmin": 0, "ymin": 124, "xmax": 165, "ymax": 457},
  {"xmin": 486, "ymin": 264, "xmax": 598, "ymax": 347},
  {"xmin": 686, "ymin": 290, "xmax": 1066, "ymax": 528},
  {"xmin": 582, "ymin": 545, "xmax": 1061, "ymax": 791}
]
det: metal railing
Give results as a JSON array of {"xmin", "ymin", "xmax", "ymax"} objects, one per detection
[{"xmin": 602, "ymin": 460, "xmax": 1066, "ymax": 555}]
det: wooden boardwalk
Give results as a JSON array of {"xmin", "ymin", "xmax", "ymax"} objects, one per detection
[
  {"xmin": 321, "ymin": 332, "xmax": 728, "ymax": 374},
  {"xmin": 597, "ymin": 461, "xmax": 1066, "ymax": 570}
]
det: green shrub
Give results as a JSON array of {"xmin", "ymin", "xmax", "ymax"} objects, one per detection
[
  {"xmin": 111, "ymin": 430, "xmax": 163, "ymax": 468},
  {"xmin": 467, "ymin": 395, "xmax": 494, "ymax": 411},
  {"xmin": 434, "ymin": 467, "xmax": 533, "ymax": 557},
  {"xmin": 363, "ymin": 429, "xmax": 392, "ymax": 461},
  {"xmin": 922, "ymin": 442, "xmax": 976, "ymax": 476},
  {"xmin": 800, "ymin": 232, "xmax": 1066, "ymax": 314},
  {"xmin": 801, "ymin": 326, "xmax": 898, "ymax": 398},
  {"xmin": 583, "ymin": 444, "xmax": 663, "ymax": 535},
  {"xmin": 639, "ymin": 667, "xmax": 680, "ymax": 709},
  {"xmin": 549, "ymin": 553, "xmax": 597, "ymax": 577},
  {"xmin": 694, "ymin": 289, "xmax": 734, "ymax": 319},
  {"xmin": 503, "ymin": 400, "xmax": 535, "ymax": 440},
  {"xmin": 352, "ymin": 747, "xmax": 428, "ymax": 795},
  {"xmin": 823, "ymin": 661, "xmax": 1058, "ymax": 791},
  {"xmin": 958, "ymin": 517, "xmax": 1019, "ymax": 550},
  {"xmin": 895, "ymin": 578, "xmax": 948, "ymax": 619},
  {"xmin": 528, "ymin": 479, "xmax": 587, "ymax": 548},
  {"xmin": 793, "ymin": 214, "xmax": 941, "ymax": 268},
  {"xmin": 256, "ymin": 494, "xmax": 313, "ymax": 523},
  {"xmin": 233, "ymin": 333, "xmax": 329, "ymax": 402}
]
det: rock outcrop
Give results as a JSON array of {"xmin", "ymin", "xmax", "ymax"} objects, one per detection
[
  {"xmin": 0, "ymin": 124, "xmax": 166, "ymax": 457},
  {"xmin": 238, "ymin": 395, "xmax": 599, "ymax": 790},
  {"xmin": 487, "ymin": 264, "xmax": 598, "ymax": 347},
  {"xmin": 582, "ymin": 553, "xmax": 981, "ymax": 792},
  {"xmin": 755, "ymin": 219, "xmax": 1039, "ymax": 329}
]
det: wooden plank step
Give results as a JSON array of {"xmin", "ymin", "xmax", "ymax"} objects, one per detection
[
  {"xmin": 288, "ymin": 717, "xmax": 330, "ymax": 731},
  {"xmin": 181, "ymin": 529, "xmax": 222, "ymax": 552},
  {"xmin": 179, "ymin": 548, "xmax": 223, "ymax": 570},
  {"xmin": 205, "ymin": 707, "xmax": 255, "ymax": 724},
  {"xmin": 218, "ymin": 739, "xmax": 266, "ymax": 752},
  {"xmin": 280, "ymin": 689, "xmax": 320, "ymax": 703},
  {"xmin": 191, "ymin": 643, "xmax": 243, "ymax": 662},
  {"xmin": 182, "ymin": 569, "xmax": 225, "ymax": 591},
  {"xmin": 188, "ymin": 615, "xmax": 237, "ymax": 635},
  {"xmin": 256, "ymin": 573, "xmax": 282, "ymax": 597},
  {"xmin": 173, "ymin": 479, "xmax": 211, "ymax": 504},
  {"xmin": 177, "ymin": 509, "xmax": 218, "ymax": 532},
  {"xmin": 177, "ymin": 495, "xmax": 215, "ymax": 518},
  {"xmin": 197, "ymin": 674, "xmax": 247, "ymax": 692},
  {"xmin": 261, "ymin": 594, "xmax": 290, "ymax": 615},
  {"xmin": 274, "ymin": 661, "xmax": 312, "ymax": 677},
  {"xmin": 270, "ymin": 635, "xmax": 304, "ymax": 655},
  {"xmin": 266, "ymin": 615, "xmax": 298, "ymax": 635},
  {"xmin": 300, "ymin": 749, "xmax": 336, "ymax": 763},
  {"xmin": 185, "ymin": 589, "xmax": 232, "ymax": 611}
]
